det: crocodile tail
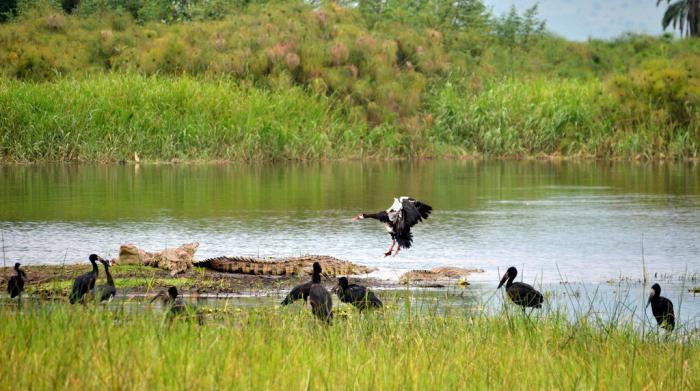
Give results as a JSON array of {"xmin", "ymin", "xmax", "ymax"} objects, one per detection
[{"xmin": 195, "ymin": 256, "xmax": 293, "ymax": 275}]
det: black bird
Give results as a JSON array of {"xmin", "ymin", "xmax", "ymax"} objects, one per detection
[
  {"xmin": 92, "ymin": 258, "xmax": 116, "ymax": 302},
  {"xmin": 151, "ymin": 286, "xmax": 203, "ymax": 324},
  {"xmin": 332, "ymin": 276, "xmax": 382, "ymax": 311},
  {"xmin": 647, "ymin": 283, "xmax": 675, "ymax": 331},
  {"xmin": 309, "ymin": 262, "xmax": 332, "ymax": 323},
  {"xmin": 354, "ymin": 196, "xmax": 432, "ymax": 257},
  {"xmin": 281, "ymin": 263, "xmax": 333, "ymax": 305},
  {"xmin": 69, "ymin": 254, "xmax": 101, "ymax": 304},
  {"xmin": 497, "ymin": 266, "xmax": 543, "ymax": 309},
  {"xmin": 281, "ymin": 276, "xmax": 313, "ymax": 306},
  {"xmin": 7, "ymin": 262, "xmax": 26, "ymax": 299}
]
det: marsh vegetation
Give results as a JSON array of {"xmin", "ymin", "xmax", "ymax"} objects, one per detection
[
  {"xmin": 1, "ymin": 292, "xmax": 698, "ymax": 389},
  {"xmin": 0, "ymin": 0, "xmax": 698, "ymax": 161}
]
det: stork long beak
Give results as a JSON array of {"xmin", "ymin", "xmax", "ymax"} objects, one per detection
[
  {"xmin": 331, "ymin": 283, "xmax": 339, "ymax": 294},
  {"xmin": 150, "ymin": 291, "xmax": 165, "ymax": 304},
  {"xmin": 322, "ymin": 272, "xmax": 332, "ymax": 282},
  {"xmin": 497, "ymin": 273, "xmax": 508, "ymax": 290},
  {"xmin": 646, "ymin": 289, "xmax": 654, "ymax": 308}
]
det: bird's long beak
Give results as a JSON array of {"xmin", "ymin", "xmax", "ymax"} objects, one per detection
[
  {"xmin": 322, "ymin": 272, "xmax": 332, "ymax": 282},
  {"xmin": 646, "ymin": 289, "xmax": 654, "ymax": 308},
  {"xmin": 331, "ymin": 283, "xmax": 339, "ymax": 294},
  {"xmin": 150, "ymin": 291, "xmax": 165, "ymax": 304},
  {"xmin": 497, "ymin": 273, "xmax": 508, "ymax": 290}
]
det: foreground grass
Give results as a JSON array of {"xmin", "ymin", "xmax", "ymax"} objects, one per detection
[{"xmin": 0, "ymin": 302, "xmax": 698, "ymax": 389}]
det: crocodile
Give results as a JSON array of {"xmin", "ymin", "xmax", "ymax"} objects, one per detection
[
  {"xmin": 399, "ymin": 267, "xmax": 485, "ymax": 285},
  {"xmin": 194, "ymin": 255, "xmax": 376, "ymax": 277}
]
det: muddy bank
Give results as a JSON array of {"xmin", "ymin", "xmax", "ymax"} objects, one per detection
[{"xmin": 0, "ymin": 264, "xmax": 401, "ymax": 299}]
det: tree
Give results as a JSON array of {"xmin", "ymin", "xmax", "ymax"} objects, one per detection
[
  {"xmin": 494, "ymin": 4, "xmax": 546, "ymax": 48},
  {"xmin": 0, "ymin": 0, "xmax": 18, "ymax": 22},
  {"xmin": 656, "ymin": 0, "xmax": 699, "ymax": 37}
]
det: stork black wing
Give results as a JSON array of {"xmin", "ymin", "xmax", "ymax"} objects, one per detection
[
  {"xmin": 400, "ymin": 198, "xmax": 432, "ymax": 228},
  {"xmin": 394, "ymin": 199, "xmax": 432, "ymax": 248},
  {"xmin": 281, "ymin": 281, "xmax": 312, "ymax": 305}
]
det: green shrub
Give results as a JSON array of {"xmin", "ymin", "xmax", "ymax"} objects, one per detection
[{"xmin": 609, "ymin": 56, "xmax": 700, "ymax": 128}]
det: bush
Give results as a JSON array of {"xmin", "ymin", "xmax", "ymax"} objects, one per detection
[{"xmin": 608, "ymin": 55, "xmax": 700, "ymax": 128}]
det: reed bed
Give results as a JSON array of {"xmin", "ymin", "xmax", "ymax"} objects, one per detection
[
  {"xmin": 2, "ymin": 74, "xmax": 698, "ymax": 162},
  {"xmin": 0, "ymin": 75, "xmax": 367, "ymax": 161}
]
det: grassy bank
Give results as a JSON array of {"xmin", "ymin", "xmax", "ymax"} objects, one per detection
[
  {"xmin": 2, "ymin": 74, "xmax": 698, "ymax": 162},
  {"xmin": 0, "ymin": 75, "xmax": 370, "ymax": 161},
  {"xmin": 429, "ymin": 77, "xmax": 699, "ymax": 159},
  {"xmin": 0, "ymin": 302, "xmax": 698, "ymax": 389},
  {"xmin": 0, "ymin": 1, "xmax": 699, "ymax": 161}
]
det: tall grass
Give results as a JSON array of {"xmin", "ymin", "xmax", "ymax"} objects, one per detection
[
  {"xmin": 2, "ymin": 74, "xmax": 698, "ymax": 161},
  {"xmin": 430, "ymin": 77, "xmax": 700, "ymax": 159},
  {"xmin": 0, "ymin": 301, "xmax": 697, "ymax": 389},
  {"xmin": 0, "ymin": 75, "xmax": 373, "ymax": 161}
]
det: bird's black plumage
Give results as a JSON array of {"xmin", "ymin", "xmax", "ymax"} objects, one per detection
[
  {"xmin": 281, "ymin": 281, "xmax": 312, "ymax": 305},
  {"xmin": 309, "ymin": 262, "xmax": 332, "ymax": 323},
  {"xmin": 355, "ymin": 196, "xmax": 432, "ymax": 256},
  {"xmin": 69, "ymin": 254, "xmax": 101, "ymax": 304},
  {"xmin": 647, "ymin": 283, "xmax": 675, "ymax": 331},
  {"xmin": 333, "ymin": 277, "xmax": 382, "ymax": 311},
  {"xmin": 152, "ymin": 286, "xmax": 203, "ymax": 324},
  {"xmin": 497, "ymin": 267, "xmax": 543, "ymax": 309},
  {"xmin": 92, "ymin": 258, "xmax": 116, "ymax": 302},
  {"xmin": 7, "ymin": 262, "xmax": 26, "ymax": 299}
]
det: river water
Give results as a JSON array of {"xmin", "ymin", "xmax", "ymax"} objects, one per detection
[{"xmin": 1, "ymin": 161, "xmax": 699, "ymax": 327}]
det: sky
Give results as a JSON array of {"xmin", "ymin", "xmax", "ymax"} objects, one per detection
[{"xmin": 483, "ymin": 1, "xmax": 672, "ymax": 41}]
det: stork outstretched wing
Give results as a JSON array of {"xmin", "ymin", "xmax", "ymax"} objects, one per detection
[{"xmin": 394, "ymin": 198, "xmax": 432, "ymax": 248}]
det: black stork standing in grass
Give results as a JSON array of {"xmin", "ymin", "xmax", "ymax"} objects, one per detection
[
  {"xmin": 332, "ymin": 277, "xmax": 382, "ymax": 311},
  {"xmin": 309, "ymin": 262, "xmax": 332, "ymax": 323},
  {"xmin": 281, "ymin": 263, "xmax": 331, "ymax": 306},
  {"xmin": 647, "ymin": 283, "xmax": 675, "ymax": 331},
  {"xmin": 151, "ymin": 286, "xmax": 203, "ymax": 324},
  {"xmin": 69, "ymin": 254, "xmax": 101, "ymax": 304},
  {"xmin": 7, "ymin": 262, "xmax": 26, "ymax": 299},
  {"xmin": 92, "ymin": 258, "xmax": 116, "ymax": 303},
  {"xmin": 281, "ymin": 272, "xmax": 314, "ymax": 306},
  {"xmin": 354, "ymin": 196, "xmax": 432, "ymax": 257},
  {"xmin": 497, "ymin": 266, "xmax": 543, "ymax": 309}
]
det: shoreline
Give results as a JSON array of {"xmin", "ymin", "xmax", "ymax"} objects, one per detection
[
  {"xmin": 2, "ymin": 155, "xmax": 699, "ymax": 165},
  {"xmin": 3, "ymin": 264, "xmax": 697, "ymax": 299},
  {"xmin": 0, "ymin": 263, "xmax": 415, "ymax": 299}
]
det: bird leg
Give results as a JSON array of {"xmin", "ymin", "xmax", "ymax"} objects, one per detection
[
  {"xmin": 384, "ymin": 240, "xmax": 396, "ymax": 257},
  {"xmin": 392, "ymin": 244, "xmax": 401, "ymax": 257}
]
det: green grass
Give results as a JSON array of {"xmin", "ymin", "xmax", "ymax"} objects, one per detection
[
  {"xmin": 2, "ymin": 74, "xmax": 698, "ymax": 162},
  {"xmin": 0, "ymin": 302, "xmax": 698, "ymax": 389},
  {"xmin": 27, "ymin": 277, "xmax": 203, "ymax": 296},
  {"xmin": 429, "ymin": 77, "xmax": 699, "ymax": 159},
  {"xmin": 0, "ymin": 2, "xmax": 698, "ymax": 162},
  {"xmin": 0, "ymin": 74, "xmax": 372, "ymax": 161}
]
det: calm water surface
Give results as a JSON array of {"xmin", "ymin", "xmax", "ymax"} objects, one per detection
[{"xmin": 1, "ymin": 161, "xmax": 699, "ymax": 325}]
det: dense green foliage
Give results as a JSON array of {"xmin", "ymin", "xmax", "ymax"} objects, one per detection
[
  {"xmin": 0, "ymin": 0, "xmax": 699, "ymax": 161},
  {"xmin": 0, "ymin": 76, "xmax": 366, "ymax": 160},
  {"xmin": 2, "ymin": 75, "xmax": 697, "ymax": 161},
  {"xmin": 1, "ymin": 302, "xmax": 698, "ymax": 389}
]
